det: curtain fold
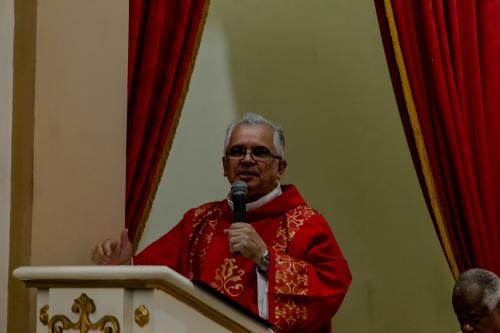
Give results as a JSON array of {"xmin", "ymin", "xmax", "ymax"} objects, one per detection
[
  {"xmin": 127, "ymin": 0, "xmax": 210, "ymax": 250},
  {"xmin": 374, "ymin": 0, "xmax": 500, "ymax": 277}
]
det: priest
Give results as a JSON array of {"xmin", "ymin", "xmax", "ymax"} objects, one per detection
[{"xmin": 92, "ymin": 113, "xmax": 352, "ymax": 332}]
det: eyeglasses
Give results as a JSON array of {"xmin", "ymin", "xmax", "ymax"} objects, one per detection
[{"xmin": 225, "ymin": 145, "xmax": 282, "ymax": 162}]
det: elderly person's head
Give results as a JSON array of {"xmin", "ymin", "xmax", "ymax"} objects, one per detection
[
  {"xmin": 223, "ymin": 113, "xmax": 287, "ymax": 202},
  {"xmin": 452, "ymin": 268, "xmax": 500, "ymax": 333}
]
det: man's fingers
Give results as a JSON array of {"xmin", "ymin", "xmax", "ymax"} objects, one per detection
[
  {"xmin": 96, "ymin": 244, "xmax": 106, "ymax": 258},
  {"xmin": 229, "ymin": 234, "xmax": 250, "ymax": 245},
  {"xmin": 93, "ymin": 254, "xmax": 107, "ymax": 265},
  {"xmin": 228, "ymin": 222, "xmax": 250, "ymax": 231},
  {"xmin": 92, "ymin": 245, "xmax": 110, "ymax": 265},
  {"xmin": 120, "ymin": 229, "xmax": 130, "ymax": 248},
  {"xmin": 227, "ymin": 224, "xmax": 257, "ymax": 237},
  {"xmin": 91, "ymin": 229, "xmax": 133, "ymax": 266},
  {"xmin": 110, "ymin": 242, "xmax": 119, "ymax": 255},
  {"xmin": 91, "ymin": 248, "xmax": 98, "ymax": 263},
  {"xmin": 226, "ymin": 226, "xmax": 249, "ymax": 237},
  {"xmin": 225, "ymin": 223, "xmax": 265, "ymax": 261},
  {"xmin": 229, "ymin": 241, "xmax": 244, "ymax": 254},
  {"xmin": 103, "ymin": 240, "xmax": 117, "ymax": 257}
]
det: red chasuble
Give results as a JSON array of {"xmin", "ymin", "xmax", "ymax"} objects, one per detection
[{"xmin": 133, "ymin": 185, "xmax": 352, "ymax": 332}]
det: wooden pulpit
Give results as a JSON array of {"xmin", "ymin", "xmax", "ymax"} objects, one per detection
[{"xmin": 13, "ymin": 266, "xmax": 272, "ymax": 333}]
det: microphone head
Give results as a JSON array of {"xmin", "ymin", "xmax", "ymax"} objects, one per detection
[{"xmin": 231, "ymin": 180, "xmax": 248, "ymax": 197}]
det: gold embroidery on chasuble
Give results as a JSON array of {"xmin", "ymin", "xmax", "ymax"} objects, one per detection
[
  {"xmin": 187, "ymin": 203, "xmax": 222, "ymax": 279},
  {"xmin": 275, "ymin": 254, "xmax": 308, "ymax": 295},
  {"xmin": 211, "ymin": 258, "xmax": 245, "ymax": 297},
  {"xmin": 272, "ymin": 205, "xmax": 317, "ymax": 331},
  {"xmin": 274, "ymin": 299, "xmax": 308, "ymax": 331},
  {"xmin": 285, "ymin": 205, "xmax": 317, "ymax": 242},
  {"xmin": 273, "ymin": 205, "xmax": 318, "ymax": 253}
]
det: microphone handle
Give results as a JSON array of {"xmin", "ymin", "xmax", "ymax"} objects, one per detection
[{"xmin": 233, "ymin": 195, "xmax": 246, "ymax": 222}]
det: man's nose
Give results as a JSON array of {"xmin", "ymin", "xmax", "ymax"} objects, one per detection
[
  {"xmin": 462, "ymin": 323, "xmax": 475, "ymax": 333},
  {"xmin": 241, "ymin": 150, "xmax": 255, "ymax": 162}
]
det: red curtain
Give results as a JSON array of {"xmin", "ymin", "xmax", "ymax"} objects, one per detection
[
  {"xmin": 374, "ymin": 0, "xmax": 500, "ymax": 277},
  {"xmin": 127, "ymin": 0, "xmax": 210, "ymax": 250}
]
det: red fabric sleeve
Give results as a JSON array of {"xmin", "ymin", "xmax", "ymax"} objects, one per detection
[
  {"xmin": 268, "ymin": 214, "xmax": 352, "ymax": 333},
  {"xmin": 132, "ymin": 209, "xmax": 195, "ymax": 275}
]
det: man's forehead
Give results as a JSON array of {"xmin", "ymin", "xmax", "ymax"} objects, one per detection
[
  {"xmin": 229, "ymin": 124, "xmax": 274, "ymax": 141},
  {"xmin": 454, "ymin": 285, "xmax": 483, "ymax": 309},
  {"xmin": 457, "ymin": 288, "xmax": 489, "ymax": 313},
  {"xmin": 465, "ymin": 283, "xmax": 485, "ymax": 301}
]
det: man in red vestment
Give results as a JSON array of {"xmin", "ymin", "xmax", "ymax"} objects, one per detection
[{"xmin": 92, "ymin": 113, "xmax": 352, "ymax": 332}]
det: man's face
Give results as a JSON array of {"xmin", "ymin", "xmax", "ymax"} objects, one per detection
[
  {"xmin": 453, "ymin": 284, "xmax": 500, "ymax": 333},
  {"xmin": 223, "ymin": 124, "xmax": 286, "ymax": 202}
]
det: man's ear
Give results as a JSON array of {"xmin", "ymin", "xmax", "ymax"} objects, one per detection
[
  {"xmin": 277, "ymin": 160, "xmax": 287, "ymax": 179},
  {"xmin": 222, "ymin": 156, "xmax": 228, "ymax": 177}
]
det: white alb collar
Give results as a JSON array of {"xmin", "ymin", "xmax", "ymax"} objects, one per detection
[{"xmin": 227, "ymin": 184, "xmax": 282, "ymax": 212}]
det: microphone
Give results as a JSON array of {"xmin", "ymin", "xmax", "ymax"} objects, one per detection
[{"xmin": 231, "ymin": 180, "xmax": 247, "ymax": 222}]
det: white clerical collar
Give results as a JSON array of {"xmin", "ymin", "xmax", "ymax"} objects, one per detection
[{"xmin": 227, "ymin": 184, "xmax": 282, "ymax": 212}]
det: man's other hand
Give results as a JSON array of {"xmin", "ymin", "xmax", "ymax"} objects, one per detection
[
  {"xmin": 225, "ymin": 223, "xmax": 267, "ymax": 264},
  {"xmin": 91, "ymin": 229, "xmax": 132, "ymax": 265}
]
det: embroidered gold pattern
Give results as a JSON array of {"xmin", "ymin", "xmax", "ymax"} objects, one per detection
[
  {"xmin": 188, "ymin": 203, "xmax": 222, "ymax": 279},
  {"xmin": 274, "ymin": 299, "xmax": 307, "ymax": 331},
  {"xmin": 185, "ymin": 202, "xmax": 316, "ymax": 331},
  {"xmin": 211, "ymin": 258, "xmax": 245, "ymax": 297},
  {"xmin": 271, "ymin": 205, "xmax": 316, "ymax": 331},
  {"xmin": 273, "ymin": 221, "xmax": 288, "ymax": 253},
  {"xmin": 285, "ymin": 206, "xmax": 317, "ymax": 242},
  {"xmin": 275, "ymin": 253, "xmax": 308, "ymax": 295}
]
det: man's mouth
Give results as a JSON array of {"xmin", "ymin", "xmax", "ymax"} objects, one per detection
[{"xmin": 237, "ymin": 171, "xmax": 258, "ymax": 178}]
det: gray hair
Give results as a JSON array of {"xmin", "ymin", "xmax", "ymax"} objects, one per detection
[
  {"xmin": 453, "ymin": 268, "xmax": 500, "ymax": 310},
  {"xmin": 223, "ymin": 113, "xmax": 285, "ymax": 158}
]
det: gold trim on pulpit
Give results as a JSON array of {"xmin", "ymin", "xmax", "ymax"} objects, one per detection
[
  {"xmin": 40, "ymin": 305, "xmax": 49, "ymax": 325},
  {"xmin": 23, "ymin": 279, "xmax": 254, "ymax": 333},
  {"xmin": 46, "ymin": 293, "xmax": 120, "ymax": 333},
  {"xmin": 134, "ymin": 305, "xmax": 149, "ymax": 327}
]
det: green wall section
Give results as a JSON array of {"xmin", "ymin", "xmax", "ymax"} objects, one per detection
[{"xmin": 144, "ymin": 1, "xmax": 459, "ymax": 332}]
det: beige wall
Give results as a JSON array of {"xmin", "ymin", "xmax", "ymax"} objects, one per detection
[
  {"xmin": 8, "ymin": 0, "xmax": 127, "ymax": 331},
  {"xmin": 144, "ymin": 1, "xmax": 459, "ymax": 332},
  {"xmin": 30, "ymin": 0, "xmax": 127, "ymax": 266},
  {"xmin": 0, "ymin": 0, "xmax": 14, "ymax": 330}
]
